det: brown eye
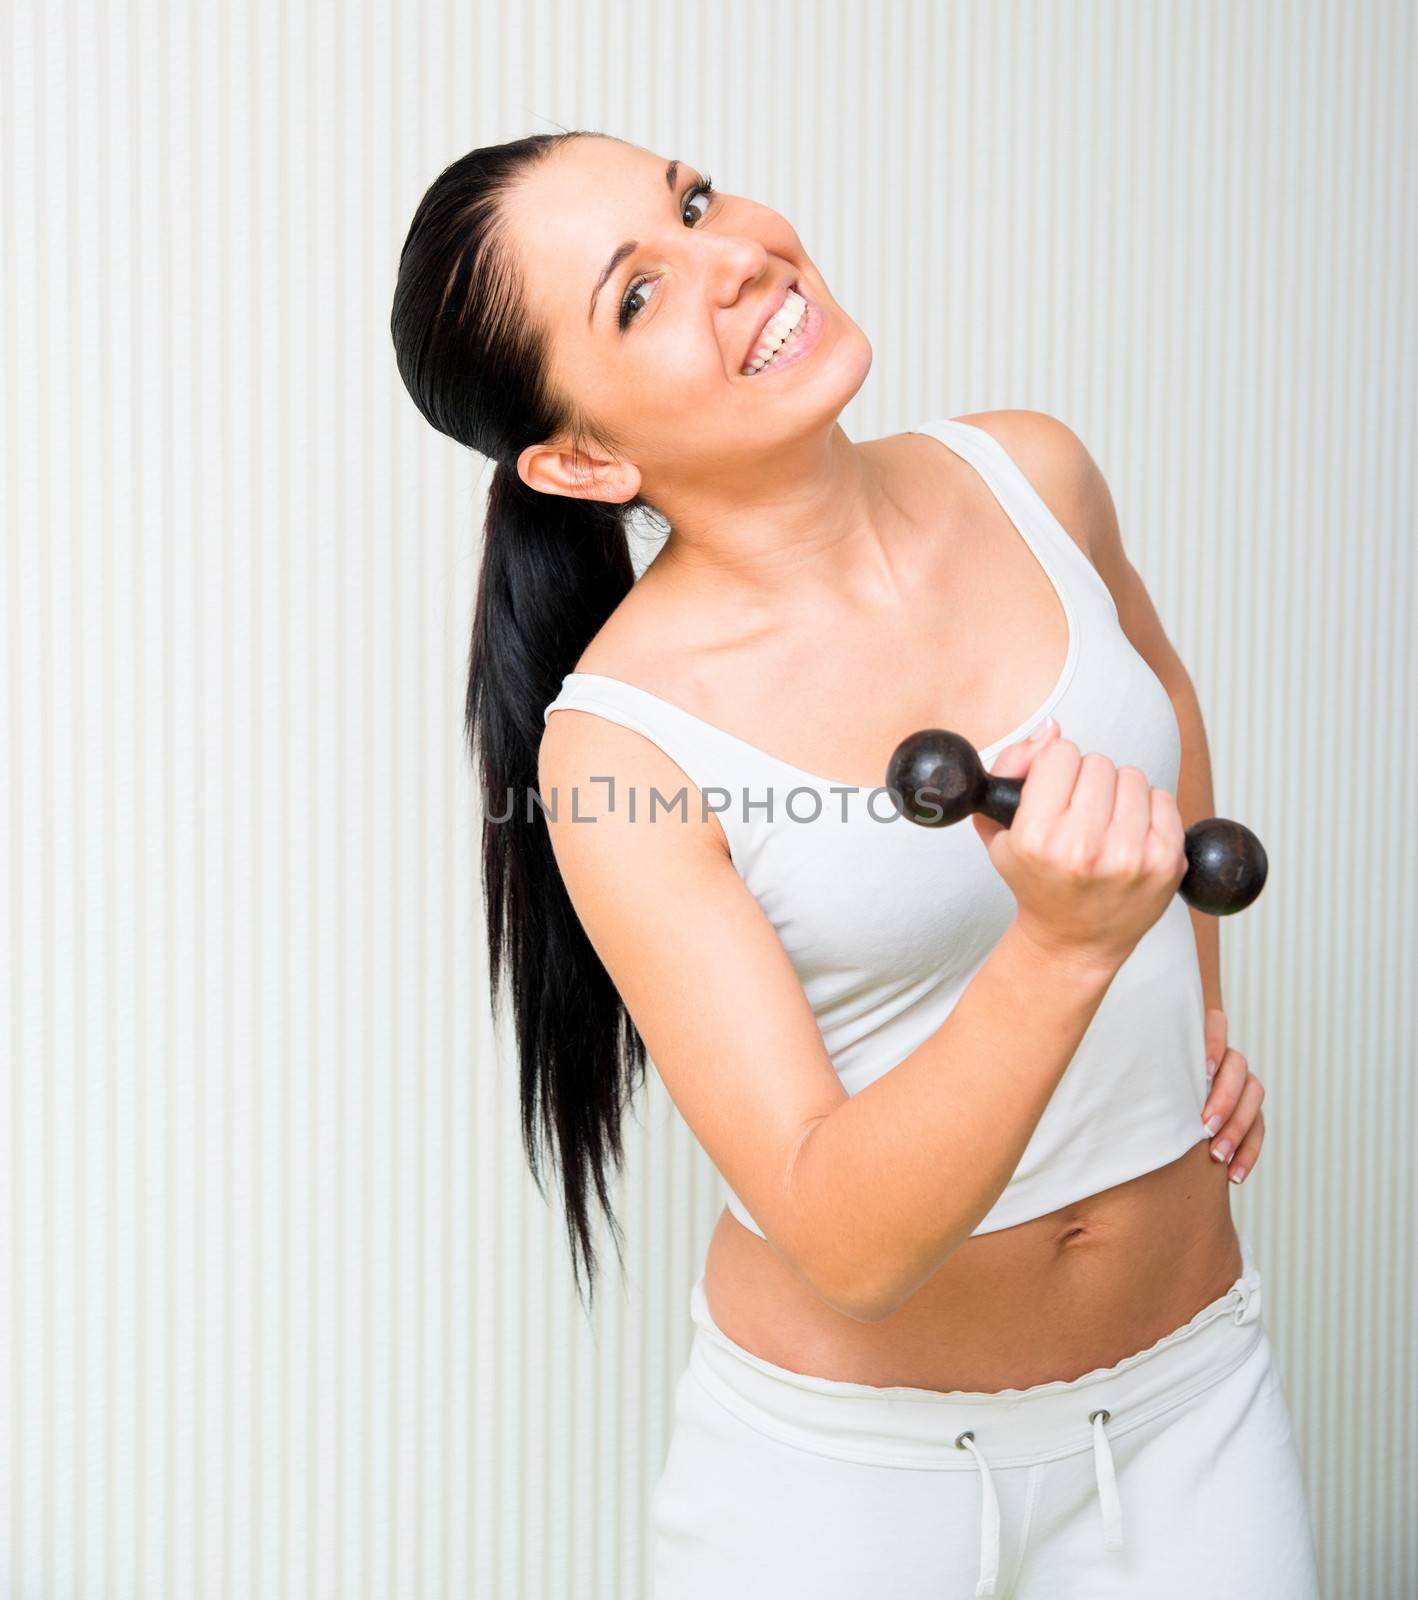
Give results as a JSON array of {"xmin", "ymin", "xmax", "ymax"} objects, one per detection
[
  {"xmin": 681, "ymin": 177, "xmax": 715, "ymax": 226},
  {"xmin": 618, "ymin": 177, "xmax": 717, "ymax": 331}
]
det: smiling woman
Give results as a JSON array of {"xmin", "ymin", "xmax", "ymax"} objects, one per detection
[{"xmin": 389, "ymin": 132, "xmax": 1319, "ymax": 1598}]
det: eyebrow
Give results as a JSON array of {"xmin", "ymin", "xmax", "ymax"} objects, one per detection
[{"xmin": 587, "ymin": 159, "xmax": 682, "ymax": 329}]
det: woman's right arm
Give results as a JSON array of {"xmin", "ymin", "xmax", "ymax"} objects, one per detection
[
  {"xmin": 783, "ymin": 923, "xmax": 1121, "ymax": 1321},
  {"xmin": 538, "ymin": 710, "xmax": 1141, "ymax": 1324}
]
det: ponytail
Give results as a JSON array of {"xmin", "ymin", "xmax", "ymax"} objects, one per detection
[
  {"xmin": 470, "ymin": 460, "xmax": 649, "ymax": 1312},
  {"xmin": 391, "ymin": 127, "xmax": 661, "ymax": 1313}
]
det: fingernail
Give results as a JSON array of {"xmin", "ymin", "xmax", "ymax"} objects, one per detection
[
  {"xmin": 1203, "ymin": 1114, "xmax": 1222, "ymax": 1136},
  {"xmin": 1211, "ymin": 1138, "xmax": 1233, "ymax": 1162},
  {"xmin": 1205, "ymin": 1057, "xmax": 1218, "ymax": 1079},
  {"xmin": 1229, "ymin": 1165, "xmax": 1247, "ymax": 1183}
]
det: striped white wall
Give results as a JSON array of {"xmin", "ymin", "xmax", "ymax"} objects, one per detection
[{"xmin": 3, "ymin": 0, "xmax": 1413, "ymax": 1594}]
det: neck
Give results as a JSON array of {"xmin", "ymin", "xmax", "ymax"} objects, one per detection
[{"xmin": 643, "ymin": 424, "xmax": 923, "ymax": 624}]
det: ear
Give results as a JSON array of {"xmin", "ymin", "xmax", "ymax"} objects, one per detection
[{"xmin": 516, "ymin": 439, "xmax": 641, "ymax": 506}]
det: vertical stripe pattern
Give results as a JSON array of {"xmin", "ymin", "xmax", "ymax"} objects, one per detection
[{"xmin": 1, "ymin": 1, "xmax": 1413, "ymax": 1594}]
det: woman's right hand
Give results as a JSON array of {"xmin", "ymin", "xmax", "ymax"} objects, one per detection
[{"xmin": 972, "ymin": 717, "xmax": 1190, "ymax": 971}]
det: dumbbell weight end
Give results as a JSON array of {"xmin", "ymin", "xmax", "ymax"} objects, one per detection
[{"xmin": 885, "ymin": 729, "xmax": 1268, "ymax": 916}]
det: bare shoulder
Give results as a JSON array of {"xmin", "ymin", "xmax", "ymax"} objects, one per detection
[
  {"xmin": 949, "ymin": 409, "xmax": 1108, "ymax": 573},
  {"xmin": 560, "ymin": 552, "xmax": 717, "ymax": 686},
  {"xmin": 951, "ymin": 410, "xmax": 1192, "ymax": 686}
]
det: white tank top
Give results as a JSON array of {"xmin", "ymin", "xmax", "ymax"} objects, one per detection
[{"xmin": 543, "ymin": 417, "xmax": 1211, "ymax": 1240}]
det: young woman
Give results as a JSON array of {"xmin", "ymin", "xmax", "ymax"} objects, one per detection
[{"xmin": 391, "ymin": 130, "xmax": 1321, "ymax": 1597}]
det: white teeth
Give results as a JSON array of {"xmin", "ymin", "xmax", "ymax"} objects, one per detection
[{"xmin": 742, "ymin": 289, "xmax": 807, "ymax": 374}]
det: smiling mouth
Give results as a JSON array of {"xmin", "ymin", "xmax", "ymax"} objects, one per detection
[{"xmin": 741, "ymin": 283, "xmax": 809, "ymax": 376}]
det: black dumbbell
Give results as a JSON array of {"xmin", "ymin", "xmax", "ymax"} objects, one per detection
[{"xmin": 885, "ymin": 729, "xmax": 1267, "ymax": 916}]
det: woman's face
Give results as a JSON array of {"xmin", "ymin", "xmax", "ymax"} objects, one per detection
[{"xmin": 504, "ymin": 137, "xmax": 871, "ymax": 504}]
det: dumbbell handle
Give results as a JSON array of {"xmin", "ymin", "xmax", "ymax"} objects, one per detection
[{"xmin": 885, "ymin": 729, "xmax": 1268, "ymax": 917}]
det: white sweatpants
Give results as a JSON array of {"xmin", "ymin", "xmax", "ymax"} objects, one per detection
[{"xmin": 650, "ymin": 1228, "xmax": 1320, "ymax": 1598}]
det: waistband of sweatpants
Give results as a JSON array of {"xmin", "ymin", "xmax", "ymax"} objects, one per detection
[{"xmin": 686, "ymin": 1228, "xmax": 1263, "ymax": 1470}]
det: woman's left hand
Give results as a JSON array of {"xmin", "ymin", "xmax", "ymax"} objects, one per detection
[{"xmin": 1201, "ymin": 1008, "xmax": 1264, "ymax": 1185}]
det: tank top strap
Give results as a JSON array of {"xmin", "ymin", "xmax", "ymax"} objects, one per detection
[
  {"xmin": 907, "ymin": 416, "xmax": 1120, "ymax": 618},
  {"xmin": 542, "ymin": 672, "xmax": 782, "ymax": 814}
]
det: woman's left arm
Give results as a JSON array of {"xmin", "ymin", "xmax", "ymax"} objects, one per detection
[{"xmin": 1171, "ymin": 681, "xmax": 1264, "ymax": 1186}]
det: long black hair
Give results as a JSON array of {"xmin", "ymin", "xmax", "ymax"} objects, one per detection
[{"xmin": 390, "ymin": 131, "xmax": 652, "ymax": 1314}]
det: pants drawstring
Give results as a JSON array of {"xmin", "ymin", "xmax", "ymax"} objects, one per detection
[
  {"xmin": 1235, "ymin": 1278, "xmax": 1263, "ymax": 1324},
  {"xmin": 953, "ymin": 1430, "xmax": 1001, "ymax": 1596},
  {"xmin": 1089, "ymin": 1407, "xmax": 1125, "ymax": 1551},
  {"xmin": 955, "ymin": 1411, "xmax": 1125, "ymax": 1589}
]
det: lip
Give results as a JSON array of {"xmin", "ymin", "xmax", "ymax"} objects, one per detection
[
  {"xmin": 741, "ymin": 291, "xmax": 823, "ymax": 379},
  {"xmin": 741, "ymin": 278, "xmax": 802, "ymax": 373}
]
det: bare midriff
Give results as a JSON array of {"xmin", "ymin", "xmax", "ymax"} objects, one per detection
[{"xmin": 701, "ymin": 1135, "xmax": 1242, "ymax": 1392}]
